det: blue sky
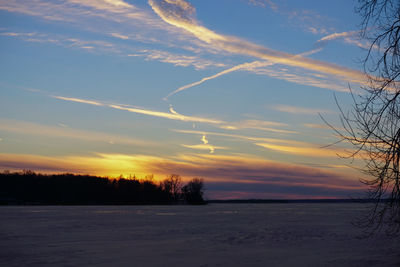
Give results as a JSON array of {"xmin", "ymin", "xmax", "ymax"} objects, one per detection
[{"xmin": 0, "ymin": 0, "xmax": 371, "ymax": 199}]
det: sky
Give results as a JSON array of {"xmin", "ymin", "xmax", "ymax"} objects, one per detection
[{"xmin": 0, "ymin": 0, "xmax": 372, "ymax": 199}]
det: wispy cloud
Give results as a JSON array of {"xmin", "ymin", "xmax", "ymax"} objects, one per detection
[
  {"xmin": 67, "ymin": 0, "xmax": 135, "ymax": 12},
  {"xmin": 50, "ymin": 94, "xmax": 301, "ymax": 133},
  {"xmin": 250, "ymin": 66, "xmax": 350, "ymax": 92},
  {"xmin": 1, "ymin": 30, "xmax": 121, "ymax": 54},
  {"xmin": 181, "ymin": 133, "xmax": 226, "ymax": 154},
  {"xmin": 1, "ymin": 28, "xmax": 225, "ymax": 70},
  {"xmin": 247, "ymin": 0, "xmax": 278, "ymax": 11},
  {"xmin": 0, "ymin": 0, "xmax": 210, "ymax": 56},
  {"xmin": 0, "ymin": 31, "xmax": 36, "ymax": 37},
  {"xmin": 1, "ymin": 0, "xmax": 371, "ymax": 93},
  {"xmin": 255, "ymin": 143, "xmax": 348, "ymax": 158},
  {"xmin": 35, "ymin": 92, "xmax": 299, "ymax": 134},
  {"xmin": 0, "ymin": 0, "xmax": 162, "ymax": 29},
  {"xmin": 181, "ymin": 144, "xmax": 226, "ymax": 154},
  {"xmin": 220, "ymin": 119, "xmax": 297, "ymax": 134},
  {"xmin": 271, "ymin": 104, "xmax": 335, "ymax": 115},
  {"xmin": 165, "ymin": 60, "xmax": 273, "ymax": 99},
  {"xmin": 149, "ymin": 0, "xmax": 370, "ymax": 90},
  {"xmin": 303, "ymin": 123, "xmax": 332, "ymax": 130},
  {"xmin": 57, "ymin": 123, "xmax": 68, "ymax": 128},
  {"xmin": 204, "ymin": 134, "xmax": 224, "ymax": 153},
  {"xmin": 110, "ymin": 32, "xmax": 130, "ymax": 40},
  {"xmin": 109, "ymin": 104, "xmax": 223, "ymax": 124},
  {"xmin": 169, "ymin": 104, "xmax": 178, "ymax": 115},
  {"xmin": 0, "ymin": 118, "xmax": 158, "ymax": 147},
  {"xmin": 318, "ymin": 31, "xmax": 358, "ymax": 42},
  {"xmin": 172, "ymin": 129, "xmax": 314, "ymax": 147},
  {"xmin": 165, "ymin": 48, "xmax": 322, "ymax": 99},
  {"xmin": 132, "ymin": 49, "xmax": 226, "ymax": 70},
  {"xmin": 201, "ymin": 134, "xmax": 209, "ymax": 145},
  {"xmin": 172, "ymin": 127, "xmax": 359, "ymax": 160},
  {"xmin": 52, "ymin": 95, "xmax": 104, "ymax": 106},
  {"xmin": 317, "ymin": 30, "xmax": 376, "ymax": 50},
  {"xmin": 51, "ymin": 94, "xmax": 224, "ymax": 125}
]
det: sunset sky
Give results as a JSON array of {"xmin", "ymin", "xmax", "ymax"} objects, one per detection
[{"xmin": 0, "ymin": 0, "xmax": 371, "ymax": 199}]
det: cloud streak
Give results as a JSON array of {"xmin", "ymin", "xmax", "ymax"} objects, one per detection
[
  {"xmin": 318, "ymin": 31, "xmax": 359, "ymax": 42},
  {"xmin": 181, "ymin": 134, "xmax": 226, "ymax": 154},
  {"xmin": 1, "ymin": 1, "xmax": 371, "ymax": 95},
  {"xmin": 51, "ymin": 94, "xmax": 224, "ymax": 125},
  {"xmin": 271, "ymin": 104, "xmax": 335, "ymax": 115},
  {"xmin": 255, "ymin": 143, "xmax": 346, "ymax": 158},
  {"xmin": 0, "ymin": 0, "xmax": 163, "ymax": 30},
  {"xmin": 172, "ymin": 129, "xmax": 309, "ymax": 146},
  {"xmin": 317, "ymin": 30, "xmax": 377, "ymax": 51},
  {"xmin": 165, "ymin": 60, "xmax": 272, "ymax": 99},
  {"xmin": 181, "ymin": 144, "xmax": 226, "ymax": 154},
  {"xmin": 219, "ymin": 119, "xmax": 297, "ymax": 134},
  {"xmin": 52, "ymin": 95, "xmax": 104, "ymax": 106},
  {"xmin": 247, "ymin": 0, "xmax": 278, "ymax": 11},
  {"xmin": 0, "ymin": 0, "xmax": 215, "ymax": 58},
  {"xmin": 132, "ymin": 49, "xmax": 226, "ymax": 70},
  {"xmin": 149, "ymin": 0, "xmax": 370, "ymax": 91},
  {"xmin": 50, "ymin": 94, "xmax": 300, "ymax": 134},
  {"xmin": 165, "ymin": 48, "xmax": 323, "ymax": 99},
  {"xmin": 0, "ymin": 118, "xmax": 159, "ymax": 147},
  {"xmin": 1, "ymin": 28, "xmax": 225, "ymax": 70},
  {"xmin": 172, "ymin": 128, "xmax": 360, "ymax": 160}
]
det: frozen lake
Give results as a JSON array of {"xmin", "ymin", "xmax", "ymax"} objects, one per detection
[{"xmin": 1, "ymin": 203, "xmax": 399, "ymax": 266}]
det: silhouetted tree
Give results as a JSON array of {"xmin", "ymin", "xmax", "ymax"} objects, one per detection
[
  {"xmin": 182, "ymin": 178, "xmax": 205, "ymax": 204},
  {"xmin": 161, "ymin": 174, "xmax": 182, "ymax": 202},
  {"xmin": 334, "ymin": 0, "xmax": 400, "ymax": 233},
  {"xmin": 0, "ymin": 171, "xmax": 208, "ymax": 205}
]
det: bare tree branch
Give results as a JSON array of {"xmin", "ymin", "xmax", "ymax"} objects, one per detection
[{"xmin": 335, "ymin": 0, "xmax": 400, "ymax": 234}]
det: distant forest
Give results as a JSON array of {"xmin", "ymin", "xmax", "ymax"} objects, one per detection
[{"xmin": 0, "ymin": 170, "xmax": 206, "ymax": 205}]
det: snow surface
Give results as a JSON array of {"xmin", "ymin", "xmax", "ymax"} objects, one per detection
[{"xmin": 0, "ymin": 204, "xmax": 399, "ymax": 266}]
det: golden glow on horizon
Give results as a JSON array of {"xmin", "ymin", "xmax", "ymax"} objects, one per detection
[
  {"xmin": 0, "ymin": 152, "xmax": 365, "ymax": 186},
  {"xmin": 0, "ymin": 0, "xmax": 375, "ymax": 199}
]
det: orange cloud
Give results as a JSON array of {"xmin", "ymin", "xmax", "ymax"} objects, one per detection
[
  {"xmin": 271, "ymin": 104, "xmax": 335, "ymax": 115},
  {"xmin": 0, "ymin": 152, "xmax": 366, "ymax": 198},
  {"xmin": 255, "ymin": 142, "xmax": 363, "ymax": 160},
  {"xmin": 256, "ymin": 143, "xmax": 341, "ymax": 158}
]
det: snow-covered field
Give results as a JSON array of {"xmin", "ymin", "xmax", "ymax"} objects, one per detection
[{"xmin": 0, "ymin": 204, "xmax": 399, "ymax": 266}]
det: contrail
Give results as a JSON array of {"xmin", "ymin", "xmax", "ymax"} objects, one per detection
[
  {"xmin": 150, "ymin": 0, "xmax": 372, "ymax": 98},
  {"xmin": 164, "ymin": 48, "xmax": 322, "ymax": 100},
  {"xmin": 164, "ymin": 60, "xmax": 269, "ymax": 100}
]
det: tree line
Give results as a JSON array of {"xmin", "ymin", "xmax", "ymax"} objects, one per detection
[{"xmin": 0, "ymin": 171, "xmax": 206, "ymax": 205}]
